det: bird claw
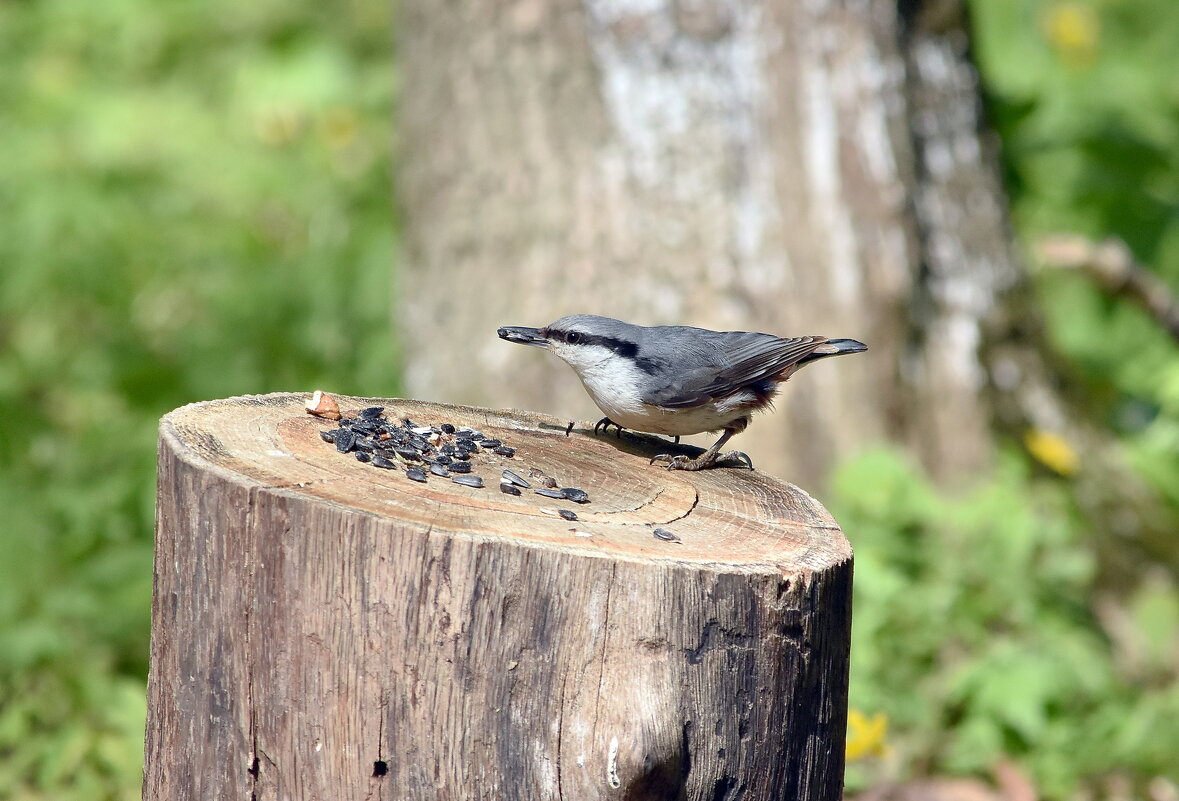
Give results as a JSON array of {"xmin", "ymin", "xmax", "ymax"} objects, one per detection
[
  {"xmin": 649, "ymin": 450, "xmax": 754, "ymax": 471},
  {"xmin": 594, "ymin": 417, "xmax": 625, "ymax": 438}
]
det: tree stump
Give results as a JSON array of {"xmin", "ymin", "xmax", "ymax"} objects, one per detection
[{"xmin": 143, "ymin": 392, "xmax": 853, "ymax": 801}]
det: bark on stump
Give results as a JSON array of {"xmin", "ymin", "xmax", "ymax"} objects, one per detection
[{"xmin": 143, "ymin": 392, "xmax": 853, "ymax": 800}]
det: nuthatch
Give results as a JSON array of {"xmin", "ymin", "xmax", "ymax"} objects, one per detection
[{"xmin": 497, "ymin": 314, "xmax": 867, "ymax": 470}]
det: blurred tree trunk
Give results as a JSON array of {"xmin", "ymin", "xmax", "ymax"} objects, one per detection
[{"xmin": 395, "ymin": 0, "xmax": 1057, "ymax": 487}]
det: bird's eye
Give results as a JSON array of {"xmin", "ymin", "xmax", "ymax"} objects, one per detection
[{"xmin": 565, "ymin": 331, "xmax": 581, "ymax": 344}]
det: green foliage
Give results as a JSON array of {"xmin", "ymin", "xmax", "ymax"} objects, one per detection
[
  {"xmin": 836, "ymin": 449, "xmax": 1179, "ymax": 797},
  {"xmin": 0, "ymin": 1, "xmax": 395, "ymax": 798},
  {"xmin": 972, "ymin": 0, "xmax": 1179, "ymax": 509}
]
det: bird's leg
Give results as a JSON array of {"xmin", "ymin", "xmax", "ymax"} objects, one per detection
[
  {"xmin": 594, "ymin": 417, "xmax": 625, "ymax": 438},
  {"xmin": 650, "ymin": 419, "xmax": 753, "ymax": 471}
]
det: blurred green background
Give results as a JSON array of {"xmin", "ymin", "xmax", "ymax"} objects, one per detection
[{"xmin": 0, "ymin": 0, "xmax": 1177, "ymax": 799}]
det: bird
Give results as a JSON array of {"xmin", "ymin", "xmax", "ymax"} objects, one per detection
[{"xmin": 497, "ymin": 314, "xmax": 867, "ymax": 470}]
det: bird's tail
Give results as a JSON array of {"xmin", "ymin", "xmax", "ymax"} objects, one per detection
[{"xmin": 797, "ymin": 338, "xmax": 868, "ymax": 364}]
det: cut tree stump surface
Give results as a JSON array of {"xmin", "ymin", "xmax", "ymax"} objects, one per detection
[
  {"xmin": 146, "ymin": 392, "xmax": 853, "ymax": 801},
  {"xmin": 165, "ymin": 392, "xmax": 848, "ymax": 570}
]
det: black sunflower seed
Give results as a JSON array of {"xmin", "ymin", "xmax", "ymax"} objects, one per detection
[
  {"xmin": 534, "ymin": 488, "xmax": 565, "ymax": 499},
  {"xmin": 440, "ymin": 423, "xmax": 456, "ymax": 434},
  {"xmin": 493, "ymin": 445, "xmax": 516, "ymax": 457},
  {"xmin": 335, "ymin": 430, "xmax": 357, "ymax": 453},
  {"xmin": 479, "ymin": 439, "xmax": 502, "ymax": 449},
  {"xmin": 561, "ymin": 488, "xmax": 590, "ymax": 504},
  {"xmin": 429, "ymin": 463, "xmax": 450, "ymax": 477},
  {"xmin": 394, "ymin": 447, "xmax": 421, "ymax": 462},
  {"xmin": 355, "ymin": 452, "xmax": 372, "ymax": 463},
  {"xmin": 359, "ymin": 406, "xmax": 385, "ymax": 419},
  {"xmin": 371, "ymin": 455, "xmax": 397, "ymax": 470},
  {"xmin": 449, "ymin": 461, "xmax": 472, "ymax": 474},
  {"xmin": 499, "ymin": 483, "xmax": 521, "ymax": 496},
  {"xmin": 451, "ymin": 474, "xmax": 484, "ymax": 488},
  {"xmin": 320, "ymin": 429, "xmax": 339, "ymax": 443},
  {"xmin": 558, "ymin": 509, "xmax": 578, "ymax": 521},
  {"xmin": 653, "ymin": 528, "xmax": 680, "ymax": 542},
  {"xmin": 406, "ymin": 467, "xmax": 428, "ymax": 483}
]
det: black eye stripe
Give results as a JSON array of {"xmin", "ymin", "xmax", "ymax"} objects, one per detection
[{"xmin": 543, "ymin": 329, "xmax": 662, "ymax": 374}]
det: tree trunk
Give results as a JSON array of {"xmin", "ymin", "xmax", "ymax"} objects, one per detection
[
  {"xmin": 395, "ymin": 0, "xmax": 1036, "ymax": 487},
  {"xmin": 143, "ymin": 393, "xmax": 853, "ymax": 800}
]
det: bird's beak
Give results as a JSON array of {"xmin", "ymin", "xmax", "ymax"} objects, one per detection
[{"xmin": 497, "ymin": 326, "xmax": 549, "ymax": 348}]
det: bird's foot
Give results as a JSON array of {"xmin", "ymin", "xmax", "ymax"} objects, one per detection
[
  {"xmin": 649, "ymin": 450, "xmax": 754, "ymax": 471},
  {"xmin": 594, "ymin": 417, "xmax": 625, "ymax": 438}
]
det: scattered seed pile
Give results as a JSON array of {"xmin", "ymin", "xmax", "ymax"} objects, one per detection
[{"xmin": 316, "ymin": 406, "xmax": 591, "ymax": 516}]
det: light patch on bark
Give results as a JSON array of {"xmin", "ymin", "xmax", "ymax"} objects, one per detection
[
  {"xmin": 798, "ymin": 9, "xmax": 863, "ymax": 307},
  {"xmin": 583, "ymin": 0, "xmax": 782, "ymax": 292}
]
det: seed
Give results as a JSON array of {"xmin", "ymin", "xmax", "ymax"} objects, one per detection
[
  {"xmin": 355, "ymin": 452, "xmax": 372, "ymax": 463},
  {"xmin": 501, "ymin": 470, "xmax": 531, "ymax": 489},
  {"xmin": 558, "ymin": 509, "xmax": 578, "ymax": 521},
  {"xmin": 534, "ymin": 488, "xmax": 565, "ymax": 499},
  {"xmin": 499, "ymin": 483, "xmax": 521, "ymax": 496},
  {"xmin": 320, "ymin": 429, "xmax": 339, "ymax": 443},
  {"xmin": 561, "ymin": 488, "xmax": 590, "ymax": 504},
  {"xmin": 371, "ymin": 455, "xmax": 397, "ymax": 470},
  {"xmin": 429, "ymin": 455, "xmax": 452, "ymax": 466},
  {"xmin": 335, "ymin": 430, "xmax": 357, "ymax": 453},
  {"xmin": 353, "ymin": 438, "xmax": 376, "ymax": 453},
  {"xmin": 449, "ymin": 461, "xmax": 472, "ymax": 474},
  {"xmin": 565, "ymin": 421, "xmax": 574, "ymax": 436},
  {"xmin": 653, "ymin": 528, "xmax": 680, "ymax": 542},
  {"xmin": 454, "ymin": 449, "xmax": 473, "ymax": 461},
  {"xmin": 493, "ymin": 445, "xmax": 516, "ymax": 457},
  {"xmin": 358, "ymin": 406, "xmax": 385, "ymax": 419},
  {"xmin": 479, "ymin": 438, "xmax": 502, "ymax": 449},
  {"xmin": 429, "ymin": 463, "xmax": 450, "ymax": 477},
  {"xmin": 440, "ymin": 423, "xmax": 456, "ymax": 434},
  {"xmin": 394, "ymin": 447, "xmax": 421, "ymax": 462},
  {"xmin": 451, "ymin": 474, "xmax": 484, "ymax": 488},
  {"xmin": 406, "ymin": 467, "xmax": 428, "ymax": 483}
]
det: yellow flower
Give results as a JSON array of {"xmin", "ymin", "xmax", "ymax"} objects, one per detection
[
  {"xmin": 1024, "ymin": 428, "xmax": 1080, "ymax": 476},
  {"xmin": 1043, "ymin": 2, "xmax": 1100, "ymax": 66},
  {"xmin": 846, "ymin": 709, "xmax": 889, "ymax": 761}
]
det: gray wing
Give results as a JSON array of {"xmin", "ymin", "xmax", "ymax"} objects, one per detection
[{"xmin": 642, "ymin": 333, "xmax": 829, "ymax": 408}]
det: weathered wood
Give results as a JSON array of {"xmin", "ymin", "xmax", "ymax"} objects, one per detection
[{"xmin": 143, "ymin": 392, "xmax": 853, "ymax": 800}]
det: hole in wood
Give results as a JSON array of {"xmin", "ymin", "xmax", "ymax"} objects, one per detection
[{"xmin": 372, "ymin": 760, "xmax": 388, "ymax": 777}]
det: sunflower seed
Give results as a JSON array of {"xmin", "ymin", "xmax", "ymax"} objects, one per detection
[
  {"xmin": 440, "ymin": 423, "xmax": 456, "ymax": 434},
  {"xmin": 534, "ymin": 488, "xmax": 565, "ymax": 499},
  {"xmin": 501, "ymin": 470, "xmax": 531, "ymax": 488},
  {"xmin": 493, "ymin": 445, "xmax": 516, "ymax": 457},
  {"xmin": 499, "ymin": 483, "xmax": 521, "ymax": 496},
  {"xmin": 451, "ymin": 474, "xmax": 484, "ymax": 488},
  {"xmin": 479, "ymin": 439, "xmax": 502, "ymax": 449},
  {"xmin": 449, "ymin": 460, "xmax": 472, "ymax": 474},
  {"xmin": 371, "ymin": 455, "xmax": 397, "ymax": 470},
  {"xmin": 320, "ymin": 429, "xmax": 339, "ymax": 443},
  {"xmin": 355, "ymin": 452, "xmax": 372, "ymax": 463},
  {"xmin": 358, "ymin": 406, "xmax": 385, "ymax": 419},
  {"xmin": 406, "ymin": 467, "xmax": 428, "ymax": 483},
  {"xmin": 394, "ymin": 447, "xmax": 421, "ymax": 461},
  {"xmin": 335, "ymin": 430, "xmax": 357, "ymax": 453},
  {"xmin": 561, "ymin": 488, "xmax": 589, "ymax": 504},
  {"xmin": 653, "ymin": 528, "xmax": 680, "ymax": 542},
  {"xmin": 429, "ymin": 463, "xmax": 450, "ymax": 477},
  {"xmin": 558, "ymin": 509, "xmax": 578, "ymax": 521}
]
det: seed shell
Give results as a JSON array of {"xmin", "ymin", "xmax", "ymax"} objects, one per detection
[
  {"xmin": 534, "ymin": 488, "xmax": 565, "ymax": 499},
  {"xmin": 501, "ymin": 470, "xmax": 531, "ymax": 488},
  {"xmin": 653, "ymin": 528, "xmax": 681, "ymax": 542},
  {"xmin": 405, "ymin": 467, "xmax": 428, "ymax": 483},
  {"xmin": 558, "ymin": 509, "xmax": 578, "ymax": 521},
  {"xmin": 451, "ymin": 474, "xmax": 484, "ymax": 488},
  {"xmin": 499, "ymin": 483, "xmax": 522, "ymax": 496}
]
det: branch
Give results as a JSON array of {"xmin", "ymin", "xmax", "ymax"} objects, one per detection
[{"xmin": 1035, "ymin": 234, "xmax": 1179, "ymax": 342}]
